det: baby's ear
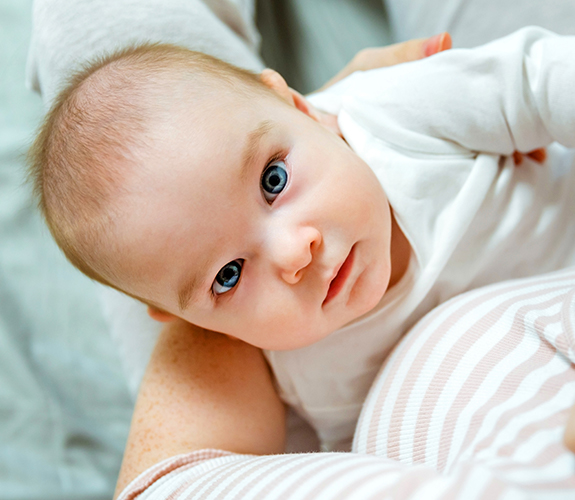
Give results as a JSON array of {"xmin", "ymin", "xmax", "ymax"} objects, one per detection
[
  {"xmin": 147, "ymin": 306, "xmax": 176, "ymax": 323},
  {"xmin": 288, "ymin": 88, "xmax": 322, "ymax": 122},
  {"xmin": 260, "ymin": 68, "xmax": 291, "ymax": 101},
  {"xmin": 260, "ymin": 69, "xmax": 320, "ymax": 121}
]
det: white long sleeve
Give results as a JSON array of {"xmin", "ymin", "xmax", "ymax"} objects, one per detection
[{"xmin": 315, "ymin": 26, "xmax": 575, "ymax": 156}]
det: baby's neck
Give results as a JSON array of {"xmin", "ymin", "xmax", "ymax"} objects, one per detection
[{"xmin": 388, "ymin": 209, "xmax": 411, "ymax": 289}]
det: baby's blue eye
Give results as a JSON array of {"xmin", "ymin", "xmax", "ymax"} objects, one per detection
[
  {"xmin": 212, "ymin": 260, "xmax": 242, "ymax": 295},
  {"xmin": 261, "ymin": 160, "xmax": 288, "ymax": 203}
]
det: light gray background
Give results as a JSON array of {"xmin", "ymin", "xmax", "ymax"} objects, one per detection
[{"xmin": 0, "ymin": 2, "xmax": 133, "ymax": 499}]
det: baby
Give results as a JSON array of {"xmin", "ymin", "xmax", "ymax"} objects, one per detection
[{"xmin": 30, "ymin": 26, "xmax": 575, "ymax": 450}]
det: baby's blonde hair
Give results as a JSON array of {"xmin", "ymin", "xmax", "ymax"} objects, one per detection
[{"xmin": 28, "ymin": 44, "xmax": 273, "ymax": 302}]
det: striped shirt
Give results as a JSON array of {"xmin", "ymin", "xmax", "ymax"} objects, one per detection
[{"xmin": 119, "ymin": 268, "xmax": 575, "ymax": 499}]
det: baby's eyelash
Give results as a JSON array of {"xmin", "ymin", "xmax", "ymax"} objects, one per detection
[
  {"xmin": 262, "ymin": 151, "xmax": 284, "ymax": 174},
  {"xmin": 211, "ymin": 259, "xmax": 243, "ymax": 300},
  {"xmin": 261, "ymin": 151, "xmax": 289, "ymax": 205}
]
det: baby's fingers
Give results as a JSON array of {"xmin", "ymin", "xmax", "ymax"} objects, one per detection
[
  {"xmin": 513, "ymin": 148, "xmax": 547, "ymax": 165},
  {"xmin": 526, "ymin": 148, "xmax": 546, "ymax": 163}
]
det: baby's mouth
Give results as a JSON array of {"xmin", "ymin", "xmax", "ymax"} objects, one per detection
[{"xmin": 323, "ymin": 245, "xmax": 356, "ymax": 306}]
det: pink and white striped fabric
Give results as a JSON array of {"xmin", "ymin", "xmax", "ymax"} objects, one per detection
[{"xmin": 119, "ymin": 268, "xmax": 575, "ymax": 499}]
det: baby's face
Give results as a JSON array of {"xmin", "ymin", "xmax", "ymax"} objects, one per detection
[{"xmin": 116, "ymin": 84, "xmax": 393, "ymax": 350}]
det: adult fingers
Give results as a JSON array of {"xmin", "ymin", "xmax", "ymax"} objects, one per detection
[{"xmin": 353, "ymin": 33, "xmax": 452, "ymax": 71}]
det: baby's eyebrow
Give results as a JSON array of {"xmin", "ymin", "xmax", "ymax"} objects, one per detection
[
  {"xmin": 177, "ymin": 251, "xmax": 219, "ymax": 312},
  {"xmin": 177, "ymin": 270, "xmax": 205, "ymax": 312},
  {"xmin": 240, "ymin": 119, "xmax": 274, "ymax": 183}
]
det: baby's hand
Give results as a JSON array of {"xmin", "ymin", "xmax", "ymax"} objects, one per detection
[
  {"xmin": 512, "ymin": 148, "xmax": 547, "ymax": 165},
  {"xmin": 319, "ymin": 33, "xmax": 452, "ymax": 91}
]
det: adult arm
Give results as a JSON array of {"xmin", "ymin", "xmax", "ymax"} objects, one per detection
[
  {"xmin": 114, "ymin": 319, "xmax": 524, "ymax": 500},
  {"xmin": 113, "ymin": 320, "xmax": 286, "ymax": 498}
]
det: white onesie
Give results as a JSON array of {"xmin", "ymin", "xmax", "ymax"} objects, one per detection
[{"xmin": 264, "ymin": 27, "xmax": 575, "ymax": 450}]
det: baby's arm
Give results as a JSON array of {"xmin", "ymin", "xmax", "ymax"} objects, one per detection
[
  {"xmin": 113, "ymin": 320, "xmax": 286, "ymax": 498},
  {"xmin": 346, "ymin": 27, "xmax": 575, "ymax": 155}
]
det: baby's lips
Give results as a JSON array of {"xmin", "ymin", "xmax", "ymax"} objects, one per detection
[{"xmin": 423, "ymin": 32, "xmax": 452, "ymax": 57}]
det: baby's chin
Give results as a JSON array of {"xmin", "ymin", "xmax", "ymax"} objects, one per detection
[
  {"xmin": 242, "ymin": 318, "xmax": 335, "ymax": 351},
  {"xmin": 225, "ymin": 266, "xmax": 392, "ymax": 351},
  {"xmin": 264, "ymin": 291, "xmax": 389, "ymax": 351},
  {"xmin": 342, "ymin": 270, "xmax": 391, "ymax": 329},
  {"xmin": 255, "ymin": 307, "xmax": 376, "ymax": 352}
]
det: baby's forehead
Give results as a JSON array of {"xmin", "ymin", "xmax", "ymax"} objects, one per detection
[{"xmin": 122, "ymin": 117, "xmax": 283, "ymax": 207}]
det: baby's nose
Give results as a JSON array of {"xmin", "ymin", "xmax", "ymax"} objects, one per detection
[{"xmin": 275, "ymin": 226, "xmax": 321, "ymax": 284}]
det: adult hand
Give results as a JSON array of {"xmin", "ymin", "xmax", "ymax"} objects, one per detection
[
  {"xmin": 319, "ymin": 33, "xmax": 452, "ymax": 91},
  {"xmin": 113, "ymin": 321, "xmax": 286, "ymax": 498}
]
